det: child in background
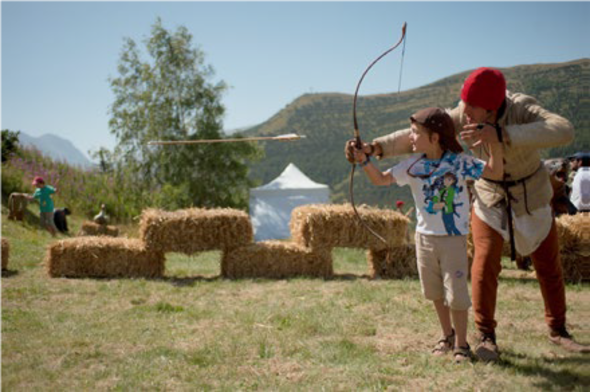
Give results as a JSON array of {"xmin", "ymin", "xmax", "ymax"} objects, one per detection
[
  {"xmin": 352, "ymin": 107, "xmax": 503, "ymax": 363},
  {"xmin": 27, "ymin": 176, "xmax": 58, "ymax": 237}
]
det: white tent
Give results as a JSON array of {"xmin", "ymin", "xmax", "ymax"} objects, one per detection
[{"xmin": 250, "ymin": 163, "xmax": 330, "ymax": 241}]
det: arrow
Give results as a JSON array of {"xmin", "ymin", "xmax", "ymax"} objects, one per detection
[{"xmin": 147, "ymin": 133, "xmax": 305, "ymax": 145}]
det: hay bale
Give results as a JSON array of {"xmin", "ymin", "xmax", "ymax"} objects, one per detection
[
  {"xmin": 556, "ymin": 213, "xmax": 588, "ymax": 253},
  {"xmin": 8, "ymin": 193, "xmax": 28, "ymax": 221},
  {"xmin": 560, "ymin": 252, "xmax": 588, "ymax": 284},
  {"xmin": 46, "ymin": 237, "xmax": 164, "ymax": 279},
  {"xmin": 78, "ymin": 221, "xmax": 119, "ymax": 237},
  {"xmin": 290, "ymin": 204, "xmax": 409, "ymax": 251},
  {"xmin": 221, "ymin": 241, "xmax": 332, "ymax": 279},
  {"xmin": 2, "ymin": 238, "xmax": 9, "ymax": 270},
  {"xmin": 139, "ymin": 208, "xmax": 253, "ymax": 254},
  {"xmin": 367, "ymin": 245, "xmax": 418, "ymax": 279},
  {"xmin": 556, "ymin": 213, "xmax": 589, "ymax": 283}
]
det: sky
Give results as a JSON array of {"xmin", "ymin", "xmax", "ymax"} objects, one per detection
[{"xmin": 2, "ymin": 1, "xmax": 589, "ymax": 161}]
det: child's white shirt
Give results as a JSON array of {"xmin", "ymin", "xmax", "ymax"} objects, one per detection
[{"xmin": 389, "ymin": 152, "xmax": 485, "ymax": 236}]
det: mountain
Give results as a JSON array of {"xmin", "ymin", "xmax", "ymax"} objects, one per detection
[
  {"xmin": 243, "ymin": 59, "xmax": 589, "ymax": 208},
  {"xmin": 18, "ymin": 132, "xmax": 94, "ymax": 169}
]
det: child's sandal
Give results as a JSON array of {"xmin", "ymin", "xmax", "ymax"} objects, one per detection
[
  {"xmin": 453, "ymin": 344, "xmax": 472, "ymax": 363},
  {"xmin": 432, "ymin": 329, "xmax": 455, "ymax": 356}
]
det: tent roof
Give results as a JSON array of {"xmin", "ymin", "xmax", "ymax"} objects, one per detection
[{"xmin": 252, "ymin": 163, "xmax": 328, "ymax": 191}]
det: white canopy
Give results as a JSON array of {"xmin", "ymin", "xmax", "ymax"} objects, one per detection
[{"xmin": 250, "ymin": 163, "xmax": 330, "ymax": 241}]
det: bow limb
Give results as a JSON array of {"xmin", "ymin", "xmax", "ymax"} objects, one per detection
[
  {"xmin": 352, "ymin": 22, "xmax": 407, "ymax": 148},
  {"xmin": 349, "ymin": 22, "xmax": 407, "ymax": 246}
]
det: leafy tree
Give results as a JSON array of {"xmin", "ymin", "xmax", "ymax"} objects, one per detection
[
  {"xmin": 89, "ymin": 147, "xmax": 115, "ymax": 173},
  {"xmin": 1, "ymin": 129, "xmax": 22, "ymax": 163},
  {"xmin": 109, "ymin": 19, "xmax": 261, "ymax": 209}
]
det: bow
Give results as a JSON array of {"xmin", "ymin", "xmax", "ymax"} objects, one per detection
[{"xmin": 349, "ymin": 22, "xmax": 407, "ymax": 245}]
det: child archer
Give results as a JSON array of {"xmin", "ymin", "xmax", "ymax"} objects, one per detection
[
  {"xmin": 351, "ymin": 107, "xmax": 503, "ymax": 363},
  {"xmin": 27, "ymin": 176, "xmax": 58, "ymax": 237}
]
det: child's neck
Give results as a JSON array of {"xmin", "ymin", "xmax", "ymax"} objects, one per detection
[{"xmin": 424, "ymin": 145, "xmax": 445, "ymax": 160}]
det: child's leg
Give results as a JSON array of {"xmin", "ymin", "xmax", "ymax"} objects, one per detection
[
  {"xmin": 451, "ymin": 309, "xmax": 469, "ymax": 347},
  {"xmin": 438, "ymin": 235, "xmax": 471, "ymax": 347},
  {"xmin": 433, "ymin": 299, "xmax": 453, "ymax": 337},
  {"xmin": 41, "ymin": 212, "xmax": 57, "ymax": 237}
]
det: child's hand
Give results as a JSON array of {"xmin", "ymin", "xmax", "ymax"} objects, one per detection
[
  {"xmin": 433, "ymin": 202, "xmax": 444, "ymax": 211},
  {"xmin": 353, "ymin": 148, "xmax": 367, "ymax": 164}
]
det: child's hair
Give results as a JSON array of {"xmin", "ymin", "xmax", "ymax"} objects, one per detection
[{"xmin": 410, "ymin": 107, "xmax": 463, "ymax": 154}]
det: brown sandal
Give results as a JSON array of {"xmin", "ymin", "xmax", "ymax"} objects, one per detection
[
  {"xmin": 432, "ymin": 329, "xmax": 455, "ymax": 356},
  {"xmin": 453, "ymin": 344, "xmax": 472, "ymax": 363}
]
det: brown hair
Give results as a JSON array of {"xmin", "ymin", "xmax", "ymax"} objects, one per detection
[{"xmin": 410, "ymin": 107, "xmax": 463, "ymax": 154}]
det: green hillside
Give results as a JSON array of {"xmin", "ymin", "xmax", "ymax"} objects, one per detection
[{"xmin": 244, "ymin": 59, "xmax": 589, "ymax": 208}]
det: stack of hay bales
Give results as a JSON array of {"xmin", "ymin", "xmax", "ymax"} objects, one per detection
[
  {"xmin": 2, "ymin": 238, "xmax": 9, "ymax": 270},
  {"xmin": 556, "ymin": 213, "xmax": 589, "ymax": 283},
  {"xmin": 221, "ymin": 204, "xmax": 412, "ymax": 280},
  {"xmin": 47, "ymin": 204, "xmax": 414, "ymax": 280},
  {"xmin": 290, "ymin": 204, "xmax": 414, "ymax": 279},
  {"xmin": 78, "ymin": 221, "xmax": 119, "ymax": 237},
  {"xmin": 46, "ymin": 237, "xmax": 164, "ymax": 279}
]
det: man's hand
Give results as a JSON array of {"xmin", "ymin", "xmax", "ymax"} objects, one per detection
[
  {"xmin": 345, "ymin": 139, "xmax": 373, "ymax": 163},
  {"xmin": 460, "ymin": 123, "xmax": 500, "ymax": 147}
]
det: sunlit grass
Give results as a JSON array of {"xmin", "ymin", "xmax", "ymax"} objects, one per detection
[{"xmin": 2, "ymin": 209, "xmax": 588, "ymax": 391}]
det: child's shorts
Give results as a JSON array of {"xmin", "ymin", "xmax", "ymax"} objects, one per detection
[
  {"xmin": 40, "ymin": 212, "xmax": 56, "ymax": 230},
  {"xmin": 415, "ymin": 232, "xmax": 471, "ymax": 310}
]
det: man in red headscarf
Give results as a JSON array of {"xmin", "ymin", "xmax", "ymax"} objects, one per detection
[{"xmin": 345, "ymin": 67, "xmax": 588, "ymax": 360}]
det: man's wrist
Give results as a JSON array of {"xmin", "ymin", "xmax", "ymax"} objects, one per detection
[{"xmin": 360, "ymin": 156, "xmax": 371, "ymax": 167}]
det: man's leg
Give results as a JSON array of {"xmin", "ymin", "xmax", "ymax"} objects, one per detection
[
  {"xmin": 530, "ymin": 220, "xmax": 566, "ymax": 331},
  {"xmin": 531, "ymin": 220, "xmax": 589, "ymax": 353},
  {"xmin": 471, "ymin": 211, "xmax": 504, "ymax": 361},
  {"xmin": 471, "ymin": 212, "xmax": 504, "ymax": 334}
]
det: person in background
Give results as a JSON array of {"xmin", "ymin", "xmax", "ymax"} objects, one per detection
[
  {"xmin": 569, "ymin": 152, "xmax": 590, "ymax": 212},
  {"xmin": 568, "ymin": 152, "xmax": 585, "ymax": 185},
  {"xmin": 346, "ymin": 67, "xmax": 588, "ymax": 360},
  {"xmin": 353, "ymin": 107, "xmax": 504, "ymax": 363},
  {"xmin": 27, "ymin": 176, "xmax": 58, "ymax": 237},
  {"xmin": 53, "ymin": 207, "xmax": 71, "ymax": 234},
  {"xmin": 544, "ymin": 158, "xmax": 577, "ymax": 216},
  {"xmin": 94, "ymin": 204, "xmax": 109, "ymax": 225}
]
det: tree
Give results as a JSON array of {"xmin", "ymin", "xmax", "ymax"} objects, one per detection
[
  {"xmin": 89, "ymin": 147, "xmax": 114, "ymax": 174},
  {"xmin": 109, "ymin": 19, "xmax": 261, "ymax": 209},
  {"xmin": 1, "ymin": 129, "xmax": 22, "ymax": 163}
]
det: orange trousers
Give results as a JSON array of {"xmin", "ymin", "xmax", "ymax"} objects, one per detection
[{"xmin": 470, "ymin": 211, "xmax": 566, "ymax": 334}]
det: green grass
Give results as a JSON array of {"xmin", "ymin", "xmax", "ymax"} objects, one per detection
[{"xmin": 2, "ymin": 206, "xmax": 589, "ymax": 391}]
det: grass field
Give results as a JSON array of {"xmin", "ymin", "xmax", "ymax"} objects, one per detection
[{"xmin": 2, "ymin": 205, "xmax": 589, "ymax": 391}]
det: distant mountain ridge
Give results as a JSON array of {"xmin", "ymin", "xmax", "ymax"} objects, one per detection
[
  {"xmin": 244, "ymin": 59, "xmax": 589, "ymax": 207},
  {"xmin": 18, "ymin": 132, "xmax": 93, "ymax": 169}
]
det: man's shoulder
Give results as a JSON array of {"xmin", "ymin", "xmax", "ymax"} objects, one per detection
[{"xmin": 506, "ymin": 91, "xmax": 539, "ymax": 108}]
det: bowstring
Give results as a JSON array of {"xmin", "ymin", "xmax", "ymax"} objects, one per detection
[{"xmin": 397, "ymin": 33, "xmax": 407, "ymax": 94}]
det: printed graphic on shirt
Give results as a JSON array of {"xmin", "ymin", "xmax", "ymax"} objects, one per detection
[{"xmin": 390, "ymin": 152, "xmax": 485, "ymax": 236}]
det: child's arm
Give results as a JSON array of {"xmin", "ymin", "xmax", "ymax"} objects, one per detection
[
  {"xmin": 482, "ymin": 142, "xmax": 504, "ymax": 181},
  {"xmin": 353, "ymin": 148, "xmax": 397, "ymax": 186}
]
